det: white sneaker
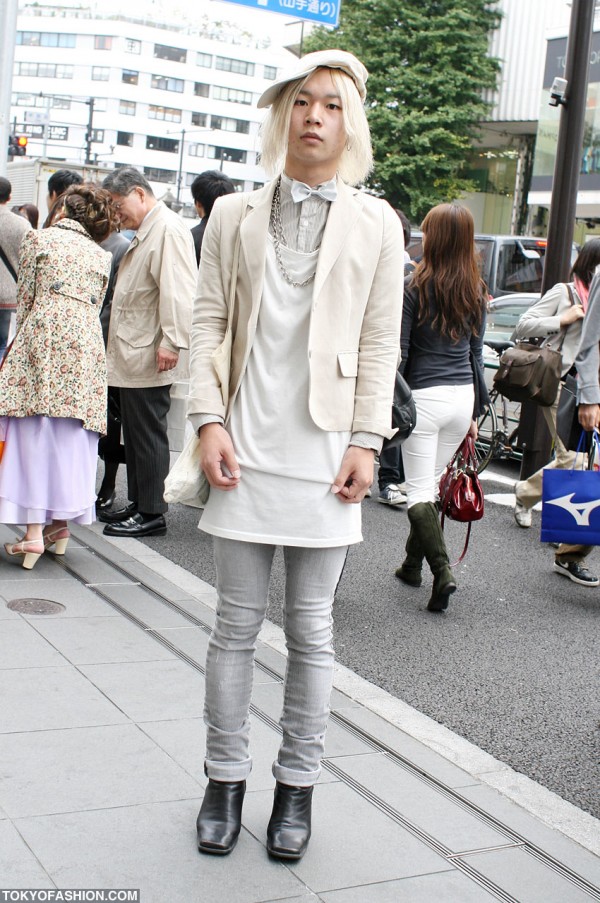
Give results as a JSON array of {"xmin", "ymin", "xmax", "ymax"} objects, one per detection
[
  {"xmin": 514, "ymin": 499, "xmax": 532, "ymax": 528},
  {"xmin": 377, "ymin": 484, "xmax": 407, "ymax": 506}
]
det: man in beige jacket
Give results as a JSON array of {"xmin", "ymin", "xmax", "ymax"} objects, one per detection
[
  {"xmin": 0, "ymin": 177, "xmax": 31, "ymax": 361},
  {"xmin": 100, "ymin": 167, "xmax": 196, "ymax": 537}
]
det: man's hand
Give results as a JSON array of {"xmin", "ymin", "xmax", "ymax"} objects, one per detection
[
  {"xmin": 198, "ymin": 423, "xmax": 240, "ymax": 491},
  {"xmin": 157, "ymin": 347, "xmax": 179, "ymax": 372},
  {"xmin": 579, "ymin": 403, "xmax": 600, "ymax": 431},
  {"xmin": 331, "ymin": 446, "xmax": 375, "ymax": 504}
]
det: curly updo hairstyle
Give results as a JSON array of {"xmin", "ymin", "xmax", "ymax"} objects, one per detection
[{"xmin": 60, "ymin": 183, "xmax": 116, "ymax": 243}]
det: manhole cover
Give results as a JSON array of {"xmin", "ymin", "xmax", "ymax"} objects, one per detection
[{"xmin": 7, "ymin": 598, "xmax": 66, "ymax": 615}]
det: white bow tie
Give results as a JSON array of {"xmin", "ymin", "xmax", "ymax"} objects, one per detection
[{"xmin": 290, "ymin": 179, "xmax": 337, "ymax": 204}]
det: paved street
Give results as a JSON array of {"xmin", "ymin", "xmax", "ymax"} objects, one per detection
[
  {"xmin": 0, "ymin": 516, "xmax": 598, "ymax": 900},
  {"xmin": 135, "ymin": 461, "xmax": 600, "ymax": 822}
]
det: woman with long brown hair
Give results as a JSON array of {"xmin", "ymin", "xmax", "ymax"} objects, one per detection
[
  {"xmin": 396, "ymin": 203, "xmax": 486, "ymax": 612},
  {"xmin": 0, "ymin": 184, "xmax": 114, "ymax": 569}
]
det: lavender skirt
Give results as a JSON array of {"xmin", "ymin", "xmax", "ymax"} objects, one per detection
[{"xmin": 0, "ymin": 416, "xmax": 98, "ymax": 525}]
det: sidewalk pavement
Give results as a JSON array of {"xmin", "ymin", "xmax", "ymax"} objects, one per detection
[{"xmin": 0, "ymin": 520, "xmax": 599, "ymax": 903}]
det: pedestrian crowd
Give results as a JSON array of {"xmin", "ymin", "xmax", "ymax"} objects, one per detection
[{"xmin": 0, "ymin": 47, "xmax": 599, "ymax": 864}]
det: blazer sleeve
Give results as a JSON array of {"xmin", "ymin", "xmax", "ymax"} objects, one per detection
[
  {"xmin": 187, "ymin": 202, "xmax": 230, "ymax": 422},
  {"xmin": 514, "ymin": 282, "xmax": 568, "ymax": 340},
  {"xmin": 576, "ymin": 273, "xmax": 600, "ymax": 405},
  {"xmin": 351, "ymin": 203, "xmax": 404, "ymax": 438}
]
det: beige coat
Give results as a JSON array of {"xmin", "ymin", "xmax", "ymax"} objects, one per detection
[
  {"xmin": 188, "ymin": 179, "xmax": 404, "ymax": 438},
  {"xmin": 0, "ymin": 220, "xmax": 111, "ymax": 433},
  {"xmin": 106, "ymin": 201, "xmax": 197, "ymax": 388},
  {"xmin": 0, "ymin": 204, "xmax": 31, "ymax": 310}
]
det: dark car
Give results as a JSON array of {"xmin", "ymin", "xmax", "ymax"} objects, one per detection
[{"xmin": 407, "ymin": 233, "xmax": 577, "ymax": 298}]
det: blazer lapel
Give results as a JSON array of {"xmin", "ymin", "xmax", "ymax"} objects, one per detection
[
  {"xmin": 314, "ymin": 181, "xmax": 362, "ymax": 298},
  {"xmin": 239, "ymin": 181, "xmax": 276, "ymax": 314}
]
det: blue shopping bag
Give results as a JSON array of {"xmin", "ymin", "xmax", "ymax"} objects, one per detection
[{"xmin": 541, "ymin": 431, "xmax": 600, "ymax": 545}]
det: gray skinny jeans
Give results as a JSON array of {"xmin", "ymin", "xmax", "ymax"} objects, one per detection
[{"xmin": 204, "ymin": 537, "xmax": 348, "ymax": 787}]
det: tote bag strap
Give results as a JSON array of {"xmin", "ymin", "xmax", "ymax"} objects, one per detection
[{"xmin": 0, "ymin": 245, "xmax": 17, "ymax": 282}]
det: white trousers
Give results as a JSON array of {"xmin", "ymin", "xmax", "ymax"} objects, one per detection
[
  {"xmin": 204, "ymin": 538, "xmax": 348, "ymax": 787},
  {"xmin": 402, "ymin": 384, "xmax": 474, "ymax": 508}
]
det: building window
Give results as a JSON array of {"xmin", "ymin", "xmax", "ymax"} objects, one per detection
[
  {"xmin": 151, "ymin": 75, "xmax": 184, "ymax": 93},
  {"xmin": 188, "ymin": 144, "xmax": 205, "ymax": 157},
  {"xmin": 191, "ymin": 112, "xmax": 207, "ymax": 127},
  {"xmin": 215, "ymin": 56, "xmax": 254, "ymax": 77},
  {"xmin": 117, "ymin": 131, "xmax": 134, "ymax": 147},
  {"xmin": 197, "ymin": 52, "xmax": 212, "ymax": 68},
  {"xmin": 95, "ymin": 36, "xmax": 112, "ymax": 50},
  {"xmin": 143, "ymin": 166, "xmax": 175, "ymax": 184},
  {"xmin": 122, "ymin": 70, "xmax": 139, "ymax": 85},
  {"xmin": 93, "ymin": 97, "xmax": 108, "ymax": 112},
  {"xmin": 146, "ymin": 135, "xmax": 179, "ymax": 154},
  {"xmin": 264, "ymin": 65, "xmax": 277, "ymax": 80},
  {"xmin": 15, "ymin": 62, "xmax": 73, "ymax": 79},
  {"xmin": 210, "ymin": 115, "xmax": 250, "ymax": 135},
  {"xmin": 213, "ymin": 85, "xmax": 253, "ymax": 105},
  {"xmin": 125, "ymin": 38, "xmax": 141, "ymax": 54},
  {"xmin": 14, "ymin": 94, "xmax": 71, "ymax": 109},
  {"xmin": 154, "ymin": 43, "xmax": 186, "ymax": 63},
  {"xmin": 208, "ymin": 146, "xmax": 247, "ymax": 165},
  {"xmin": 119, "ymin": 99, "xmax": 136, "ymax": 116},
  {"xmin": 52, "ymin": 97, "xmax": 71, "ymax": 110},
  {"xmin": 148, "ymin": 105, "xmax": 181, "ymax": 122},
  {"xmin": 92, "ymin": 67, "xmax": 110, "ymax": 82},
  {"xmin": 17, "ymin": 31, "xmax": 76, "ymax": 48},
  {"xmin": 194, "ymin": 83, "xmax": 210, "ymax": 98}
]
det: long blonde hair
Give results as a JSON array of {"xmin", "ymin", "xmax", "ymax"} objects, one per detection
[{"xmin": 259, "ymin": 68, "xmax": 373, "ymax": 185}]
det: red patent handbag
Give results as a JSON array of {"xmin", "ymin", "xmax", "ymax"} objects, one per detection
[{"xmin": 438, "ymin": 435, "xmax": 484, "ymax": 562}]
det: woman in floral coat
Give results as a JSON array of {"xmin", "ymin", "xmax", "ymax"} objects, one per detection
[{"xmin": 0, "ymin": 184, "xmax": 114, "ymax": 568}]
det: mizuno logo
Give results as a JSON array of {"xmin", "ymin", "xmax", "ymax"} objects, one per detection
[{"xmin": 546, "ymin": 493, "xmax": 600, "ymax": 526}]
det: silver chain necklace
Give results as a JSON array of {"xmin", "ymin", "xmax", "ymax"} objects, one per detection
[{"xmin": 270, "ymin": 178, "xmax": 317, "ymax": 288}]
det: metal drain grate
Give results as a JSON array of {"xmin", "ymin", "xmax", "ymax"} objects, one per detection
[{"xmin": 7, "ymin": 598, "xmax": 66, "ymax": 615}]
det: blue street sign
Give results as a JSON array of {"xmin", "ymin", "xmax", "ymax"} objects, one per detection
[{"xmin": 219, "ymin": 0, "xmax": 340, "ymax": 27}]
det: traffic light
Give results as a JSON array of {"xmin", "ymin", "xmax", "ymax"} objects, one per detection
[{"xmin": 7, "ymin": 135, "xmax": 27, "ymax": 158}]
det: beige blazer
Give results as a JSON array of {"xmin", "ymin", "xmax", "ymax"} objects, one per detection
[
  {"xmin": 106, "ymin": 201, "xmax": 197, "ymax": 388},
  {"xmin": 188, "ymin": 179, "xmax": 404, "ymax": 438}
]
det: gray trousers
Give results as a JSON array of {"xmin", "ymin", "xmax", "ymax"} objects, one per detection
[
  {"xmin": 204, "ymin": 537, "xmax": 348, "ymax": 787},
  {"xmin": 118, "ymin": 385, "xmax": 171, "ymax": 515}
]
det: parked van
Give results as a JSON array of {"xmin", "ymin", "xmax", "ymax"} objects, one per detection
[{"xmin": 407, "ymin": 233, "xmax": 577, "ymax": 298}]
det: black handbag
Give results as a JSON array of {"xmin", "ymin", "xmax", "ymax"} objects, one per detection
[{"xmin": 382, "ymin": 370, "xmax": 417, "ymax": 450}]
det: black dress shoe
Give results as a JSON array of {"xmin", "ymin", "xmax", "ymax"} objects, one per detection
[
  {"xmin": 266, "ymin": 783, "xmax": 313, "ymax": 861},
  {"xmin": 103, "ymin": 513, "xmax": 166, "ymax": 537},
  {"xmin": 95, "ymin": 490, "xmax": 116, "ymax": 512},
  {"xmin": 97, "ymin": 502, "xmax": 137, "ymax": 524},
  {"xmin": 197, "ymin": 779, "xmax": 246, "ymax": 855}
]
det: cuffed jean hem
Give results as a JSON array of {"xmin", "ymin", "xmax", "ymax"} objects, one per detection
[
  {"xmin": 273, "ymin": 761, "xmax": 321, "ymax": 787},
  {"xmin": 204, "ymin": 756, "xmax": 253, "ymax": 783}
]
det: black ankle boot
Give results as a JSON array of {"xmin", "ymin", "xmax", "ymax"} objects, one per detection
[
  {"xmin": 196, "ymin": 779, "xmax": 246, "ymax": 855},
  {"xmin": 266, "ymin": 783, "xmax": 313, "ymax": 861}
]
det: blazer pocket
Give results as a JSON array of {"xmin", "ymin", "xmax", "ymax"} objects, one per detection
[{"xmin": 337, "ymin": 351, "xmax": 359, "ymax": 378}]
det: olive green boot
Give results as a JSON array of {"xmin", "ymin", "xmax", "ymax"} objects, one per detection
[
  {"xmin": 395, "ymin": 524, "xmax": 424, "ymax": 587},
  {"xmin": 406, "ymin": 502, "xmax": 457, "ymax": 612}
]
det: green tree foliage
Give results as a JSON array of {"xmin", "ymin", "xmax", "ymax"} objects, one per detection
[{"xmin": 305, "ymin": 0, "xmax": 501, "ymax": 220}]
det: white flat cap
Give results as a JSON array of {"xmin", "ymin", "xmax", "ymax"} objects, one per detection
[{"xmin": 257, "ymin": 49, "xmax": 368, "ymax": 109}]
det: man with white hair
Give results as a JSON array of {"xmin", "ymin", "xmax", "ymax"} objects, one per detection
[{"xmin": 189, "ymin": 49, "xmax": 404, "ymax": 860}]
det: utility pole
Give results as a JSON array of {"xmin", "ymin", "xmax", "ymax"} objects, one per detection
[
  {"xmin": 517, "ymin": 0, "xmax": 595, "ymax": 479},
  {"xmin": 84, "ymin": 96, "xmax": 95, "ymax": 165},
  {"xmin": 0, "ymin": 0, "xmax": 19, "ymax": 177},
  {"xmin": 176, "ymin": 127, "xmax": 185, "ymax": 204}
]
